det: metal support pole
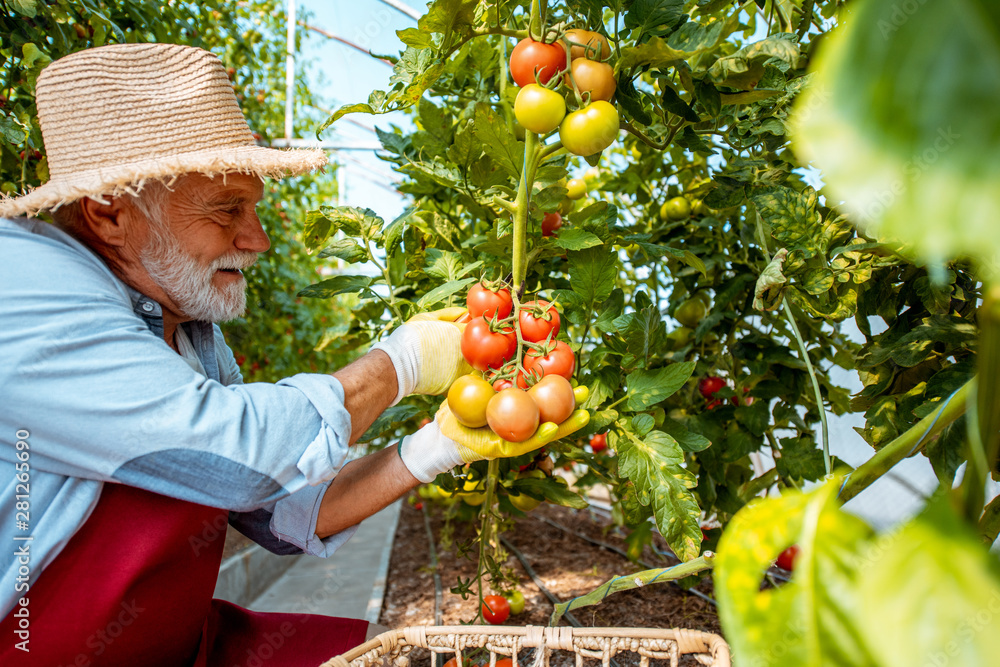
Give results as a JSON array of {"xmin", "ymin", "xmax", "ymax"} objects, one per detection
[{"xmin": 284, "ymin": 0, "xmax": 296, "ymax": 140}]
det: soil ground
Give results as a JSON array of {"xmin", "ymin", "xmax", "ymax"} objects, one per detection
[{"xmin": 378, "ymin": 498, "xmax": 723, "ymax": 667}]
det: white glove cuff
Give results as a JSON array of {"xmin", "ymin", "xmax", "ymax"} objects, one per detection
[
  {"xmin": 398, "ymin": 420, "xmax": 464, "ymax": 483},
  {"xmin": 370, "ymin": 324, "xmax": 421, "ymax": 406}
]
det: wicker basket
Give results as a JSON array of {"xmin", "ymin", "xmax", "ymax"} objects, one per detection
[{"xmin": 320, "ymin": 626, "xmax": 731, "ymax": 667}]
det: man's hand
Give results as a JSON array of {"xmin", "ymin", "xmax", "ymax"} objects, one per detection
[
  {"xmin": 435, "ymin": 385, "xmax": 590, "ymax": 461},
  {"xmin": 370, "ymin": 307, "xmax": 472, "ymax": 405}
]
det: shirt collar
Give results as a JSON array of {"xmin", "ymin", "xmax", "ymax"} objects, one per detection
[{"xmin": 123, "ymin": 283, "xmax": 163, "ymax": 319}]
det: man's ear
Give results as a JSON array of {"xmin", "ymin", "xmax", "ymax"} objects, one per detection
[{"xmin": 79, "ymin": 195, "xmax": 129, "ymax": 247}]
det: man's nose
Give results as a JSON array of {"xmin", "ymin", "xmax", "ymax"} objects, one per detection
[{"xmin": 236, "ymin": 213, "xmax": 271, "ymax": 253}]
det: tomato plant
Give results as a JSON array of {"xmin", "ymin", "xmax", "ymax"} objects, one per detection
[
  {"xmin": 481, "ymin": 594, "xmax": 511, "ymax": 624},
  {"xmin": 306, "ymin": 0, "xmax": 998, "ymax": 653},
  {"xmin": 563, "ymin": 29, "xmax": 610, "ymax": 61}
]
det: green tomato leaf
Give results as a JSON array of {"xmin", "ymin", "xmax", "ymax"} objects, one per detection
[
  {"xmin": 318, "ymin": 238, "xmax": 368, "ymax": 264},
  {"xmin": 791, "ymin": 0, "xmax": 1000, "ymax": 273},
  {"xmin": 715, "ymin": 481, "xmax": 879, "ymax": 666},
  {"xmin": 416, "ymin": 277, "xmax": 477, "ymax": 310},
  {"xmin": 776, "ymin": 436, "xmax": 826, "ymax": 482},
  {"xmin": 358, "ymin": 405, "xmax": 423, "ymax": 443},
  {"xmin": 622, "ymin": 0, "xmax": 686, "ymax": 35},
  {"xmin": 10, "ymin": 0, "xmax": 37, "ymax": 18},
  {"xmin": 857, "ymin": 496, "xmax": 1000, "ymax": 666},
  {"xmin": 708, "ymin": 34, "xmax": 799, "ymax": 90},
  {"xmin": 471, "ymin": 102, "xmax": 522, "ymax": 181},
  {"xmin": 297, "ymin": 275, "xmax": 375, "ymax": 299},
  {"xmin": 569, "ymin": 245, "xmax": 618, "ymax": 306},
  {"xmin": 659, "ymin": 417, "xmax": 711, "ymax": 453},
  {"xmin": 552, "ymin": 227, "xmax": 603, "ymax": 251},
  {"xmin": 625, "ymin": 361, "xmax": 696, "ymax": 411},
  {"xmin": 615, "ymin": 426, "xmax": 702, "ymax": 561}
]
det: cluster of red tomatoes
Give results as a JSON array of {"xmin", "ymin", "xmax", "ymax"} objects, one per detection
[
  {"xmin": 448, "ymin": 282, "xmax": 578, "ymax": 442},
  {"xmin": 698, "ymin": 375, "xmax": 753, "ymax": 410},
  {"xmin": 510, "ymin": 29, "xmax": 618, "ymax": 157}
]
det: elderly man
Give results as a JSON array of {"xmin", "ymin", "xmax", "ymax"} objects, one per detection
[{"xmin": 0, "ymin": 43, "xmax": 584, "ymax": 667}]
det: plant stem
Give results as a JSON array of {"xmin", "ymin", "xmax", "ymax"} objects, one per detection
[
  {"xmin": 512, "ymin": 131, "xmax": 540, "ymax": 287},
  {"xmin": 979, "ymin": 494, "xmax": 1000, "ymax": 546},
  {"xmin": 549, "ymin": 554, "xmax": 716, "ymax": 626},
  {"xmin": 839, "ymin": 379, "xmax": 972, "ymax": 502},
  {"xmin": 364, "ymin": 237, "xmax": 404, "ymax": 323},
  {"xmin": 754, "ymin": 211, "xmax": 829, "ymax": 474}
]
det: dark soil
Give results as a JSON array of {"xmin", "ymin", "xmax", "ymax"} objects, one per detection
[{"xmin": 378, "ymin": 499, "xmax": 723, "ymax": 666}]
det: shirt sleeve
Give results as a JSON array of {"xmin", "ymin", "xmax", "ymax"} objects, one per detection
[{"xmin": 0, "ymin": 218, "xmax": 353, "ymax": 512}]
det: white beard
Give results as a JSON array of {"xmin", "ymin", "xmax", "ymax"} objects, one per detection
[{"xmin": 140, "ymin": 219, "xmax": 259, "ymax": 323}]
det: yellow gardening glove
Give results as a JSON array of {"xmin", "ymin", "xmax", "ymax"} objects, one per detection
[
  {"xmin": 370, "ymin": 307, "xmax": 472, "ymax": 404},
  {"xmin": 435, "ymin": 385, "xmax": 591, "ymax": 461}
]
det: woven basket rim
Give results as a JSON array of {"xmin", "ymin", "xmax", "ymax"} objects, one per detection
[{"xmin": 320, "ymin": 625, "xmax": 731, "ymax": 667}]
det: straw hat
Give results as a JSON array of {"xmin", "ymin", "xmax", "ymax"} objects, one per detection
[{"xmin": 0, "ymin": 42, "xmax": 327, "ymax": 218}]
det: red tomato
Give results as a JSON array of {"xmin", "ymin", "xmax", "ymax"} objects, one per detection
[
  {"xmin": 698, "ymin": 376, "xmax": 726, "ymax": 399},
  {"xmin": 706, "ymin": 398, "xmax": 723, "ymax": 410},
  {"xmin": 482, "ymin": 594, "xmax": 511, "ymax": 624},
  {"xmin": 486, "ymin": 389, "xmax": 540, "ymax": 442},
  {"xmin": 527, "ymin": 374, "xmax": 576, "ymax": 424},
  {"xmin": 776, "ymin": 545, "xmax": 800, "ymax": 572},
  {"xmin": 519, "ymin": 300, "xmax": 560, "ymax": 342},
  {"xmin": 467, "ymin": 283, "xmax": 512, "ymax": 320},
  {"xmin": 559, "ymin": 101, "xmax": 619, "ymax": 157},
  {"xmin": 461, "ymin": 318, "xmax": 517, "ymax": 372},
  {"xmin": 509, "ymin": 38, "xmax": 568, "ymax": 87},
  {"xmin": 541, "ymin": 212, "xmax": 562, "ymax": 237},
  {"xmin": 495, "ymin": 659, "xmax": 513, "ymax": 667},
  {"xmin": 523, "ymin": 341, "xmax": 575, "ymax": 381},
  {"xmin": 589, "ymin": 432, "xmax": 607, "ymax": 452},
  {"xmin": 414, "ymin": 502, "xmax": 423, "ymax": 510},
  {"xmin": 731, "ymin": 387, "xmax": 754, "ymax": 407},
  {"xmin": 492, "ymin": 377, "xmax": 514, "ymax": 392}
]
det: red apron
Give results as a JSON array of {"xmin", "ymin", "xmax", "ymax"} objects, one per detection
[{"xmin": 0, "ymin": 482, "xmax": 369, "ymax": 667}]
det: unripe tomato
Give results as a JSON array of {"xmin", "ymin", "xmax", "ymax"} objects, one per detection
[
  {"xmin": 505, "ymin": 590, "xmax": 526, "ymax": 615},
  {"xmin": 519, "ymin": 300, "xmax": 560, "ymax": 342},
  {"xmin": 564, "ymin": 29, "xmax": 611, "ymax": 61},
  {"xmin": 486, "ymin": 389, "xmax": 540, "ymax": 442},
  {"xmin": 673, "ymin": 298, "xmax": 707, "ymax": 328},
  {"xmin": 447, "ymin": 375, "xmax": 496, "ymax": 428},
  {"xmin": 559, "ymin": 101, "xmax": 619, "ymax": 157},
  {"xmin": 541, "ymin": 212, "xmax": 562, "ymax": 237},
  {"xmin": 589, "ymin": 432, "xmax": 607, "ymax": 452},
  {"xmin": 482, "ymin": 594, "xmax": 511, "ymax": 624},
  {"xmin": 776, "ymin": 545, "xmax": 800, "ymax": 571},
  {"xmin": 467, "ymin": 283, "xmax": 512, "ymax": 320},
  {"xmin": 461, "ymin": 478, "xmax": 487, "ymax": 505},
  {"xmin": 569, "ymin": 58, "xmax": 616, "ymax": 103},
  {"xmin": 509, "ymin": 490, "xmax": 542, "ymax": 512},
  {"xmin": 559, "ymin": 197, "xmax": 576, "ymax": 214},
  {"xmin": 462, "ymin": 318, "xmax": 517, "ymax": 372},
  {"xmin": 514, "ymin": 84, "xmax": 566, "ymax": 134},
  {"xmin": 660, "ymin": 196, "xmax": 692, "ymax": 221},
  {"xmin": 666, "ymin": 326, "xmax": 693, "ymax": 349},
  {"xmin": 564, "ymin": 178, "xmax": 587, "ymax": 200},
  {"xmin": 527, "ymin": 374, "xmax": 576, "ymax": 424},
  {"xmin": 523, "ymin": 340, "xmax": 576, "ymax": 381},
  {"xmin": 698, "ymin": 376, "xmax": 726, "ymax": 399},
  {"xmin": 509, "ymin": 38, "xmax": 568, "ymax": 87}
]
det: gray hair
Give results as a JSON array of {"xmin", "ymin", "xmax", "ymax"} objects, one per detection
[{"xmin": 50, "ymin": 180, "xmax": 170, "ymax": 236}]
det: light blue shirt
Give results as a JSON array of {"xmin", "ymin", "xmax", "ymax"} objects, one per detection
[{"xmin": 0, "ymin": 217, "xmax": 359, "ymax": 618}]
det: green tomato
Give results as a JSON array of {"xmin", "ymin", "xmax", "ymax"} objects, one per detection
[
  {"xmin": 666, "ymin": 326, "xmax": 693, "ymax": 349},
  {"xmin": 509, "ymin": 492, "xmax": 542, "ymax": 512},
  {"xmin": 673, "ymin": 299, "xmax": 706, "ymax": 329},
  {"xmin": 564, "ymin": 178, "xmax": 587, "ymax": 200},
  {"xmin": 514, "ymin": 84, "xmax": 567, "ymax": 135},
  {"xmin": 559, "ymin": 101, "xmax": 619, "ymax": 157},
  {"xmin": 660, "ymin": 196, "xmax": 692, "ymax": 221},
  {"xmin": 505, "ymin": 590, "xmax": 526, "ymax": 615},
  {"xmin": 461, "ymin": 479, "xmax": 487, "ymax": 506}
]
